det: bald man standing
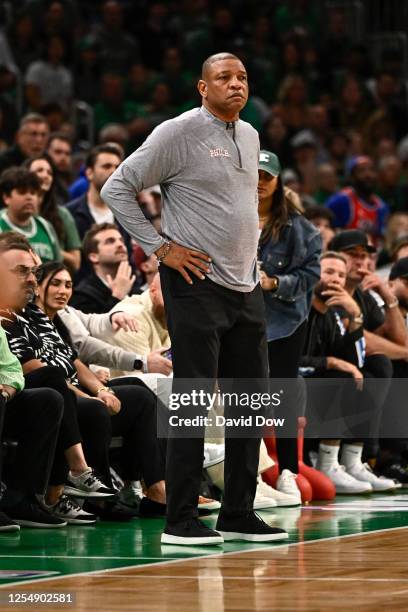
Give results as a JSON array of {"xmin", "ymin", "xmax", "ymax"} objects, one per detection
[{"xmin": 102, "ymin": 53, "xmax": 288, "ymax": 546}]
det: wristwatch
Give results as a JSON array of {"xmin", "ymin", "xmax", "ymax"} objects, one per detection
[{"xmin": 133, "ymin": 358, "xmax": 144, "ymax": 371}]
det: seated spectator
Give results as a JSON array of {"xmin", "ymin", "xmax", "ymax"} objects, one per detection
[
  {"xmin": 326, "ymin": 156, "xmax": 389, "ymax": 243},
  {"xmin": 71, "ymin": 223, "xmax": 139, "ymax": 314},
  {"xmin": 313, "ymin": 163, "xmax": 339, "ymax": 205},
  {"xmin": 304, "ymin": 204, "xmax": 335, "ymax": 251},
  {"xmin": 0, "ymin": 113, "xmax": 49, "ymax": 174},
  {"xmin": 108, "ymin": 272, "xmax": 172, "ymax": 377},
  {"xmin": 376, "ymin": 213, "xmax": 408, "ymax": 272},
  {"xmin": 301, "ymin": 251, "xmax": 397, "ymax": 493},
  {"xmin": 376, "ymin": 154, "xmax": 408, "ymax": 214},
  {"xmin": 47, "ymin": 132, "xmax": 73, "ymax": 203},
  {"xmin": 0, "ymin": 252, "xmax": 67, "ymax": 530},
  {"xmin": 0, "ymin": 167, "xmax": 61, "ymax": 263},
  {"xmin": 0, "ymin": 235, "xmax": 119, "ymax": 525},
  {"xmin": 93, "ymin": 72, "xmax": 139, "ymax": 134},
  {"xmin": 376, "ymin": 257, "xmax": 408, "ymax": 484},
  {"xmin": 25, "ymin": 154, "xmax": 81, "ymax": 272},
  {"xmin": 25, "ymin": 35, "xmax": 73, "ymax": 113}
]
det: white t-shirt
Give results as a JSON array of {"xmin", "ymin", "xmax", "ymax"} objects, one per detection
[{"xmin": 88, "ymin": 204, "xmax": 114, "ymax": 225}]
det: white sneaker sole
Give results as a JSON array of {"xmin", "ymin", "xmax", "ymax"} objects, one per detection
[
  {"xmin": 161, "ymin": 533, "xmax": 224, "ymax": 546},
  {"xmin": 0, "ymin": 524, "xmax": 20, "ymax": 532},
  {"xmin": 253, "ymin": 500, "xmax": 278, "ymax": 510},
  {"xmin": 14, "ymin": 519, "xmax": 67, "ymax": 528},
  {"xmin": 219, "ymin": 530, "xmax": 288, "ymax": 542},
  {"xmin": 64, "ymin": 486, "xmax": 115, "ymax": 498},
  {"xmin": 274, "ymin": 499, "xmax": 301, "ymax": 507},
  {"xmin": 55, "ymin": 516, "xmax": 97, "ymax": 525},
  {"xmin": 197, "ymin": 501, "xmax": 221, "ymax": 510},
  {"xmin": 203, "ymin": 456, "xmax": 225, "ymax": 468},
  {"xmin": 335, "ymin": 487, "xmax": 372, "ymax": 494}
]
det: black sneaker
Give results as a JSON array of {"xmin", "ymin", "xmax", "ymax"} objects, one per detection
[
  {"xmin": 65, "ymin": 469, "xmax": 116, "ymax": 498},
  {"xmin": 49, "ymin": 495, "xmax": 97, "ymax": 525},
  {"xmin": 6, "ymin": 497, "xmax": 67, "ymax": 528},
  {"xmin": 376, "ymin": 463, "xmax": 408, "ymax": 487},
  {"xmin": 139, "ymin": 497, "xmax": 166, "ymax": 518},
  {"xmin": 161, "ymin": 518, "xmax": 224, "ymax": 546},
  {"xmin": 216, "ymin": 511, "xmax": 288, "ymax": 542},
  {"xmin": 0, "ymin": 510, "xmax": 20, "ymax": 532},
  {"xmin": 83, "ymin": 500, "xmax": 137, "ymax": 522}
]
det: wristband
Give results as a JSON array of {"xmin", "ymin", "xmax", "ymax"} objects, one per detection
[
  {"xmin": 156, "ymin": 240, "xmax": 173, "ymax": 263},
  {"xmin": 96, "ymin": 386, "xmax": 115, "ymax": 395},
  {"xmin": 385, "ymin": 298, "xmax": 399, "ymax": 309}
]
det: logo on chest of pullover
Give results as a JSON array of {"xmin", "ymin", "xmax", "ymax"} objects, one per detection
[{"xmin": 210, "ymin": 148, "xmax": 231, "ymax": 158}]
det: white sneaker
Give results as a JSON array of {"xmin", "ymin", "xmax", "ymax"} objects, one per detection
[
  {"xmin": 197, "ymin": 496, "xmax": 221, "ymax": 511},
  {"xmin": 276, "ymin": 470, "xmax": 302, "ymax": 504},
  {"xmin": 321, "ymin": 464, "xmax": 372, "ymax": 494},
  {"xmin": 346, "ymin": 462, "xmax": 400, "ymax": 492},
  {"xmin": 254, "ymin": 481, "xmax": 277, "ymax": 509},
  {"xmin": 65, "ymin": 469, "xmax": 116, "ymax": 498},
  {"xmin": 257, "ymin": 478, "xmax": 300, "ymax": 507},
  {"xmin": 50, "ymin": 495, "xmax": 97, "ymax": 525},
  {"xmin": 203, "ymin": 443, "xmax": 225, "ymax": 468}
]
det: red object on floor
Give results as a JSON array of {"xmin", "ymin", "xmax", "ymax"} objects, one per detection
[
  {"xmin": 262, "ymin": 415, "xmax": 335, "ymax": 502},
  {"xmin": 297, "ymin": 418, "xmax": 336, "ymax": 501}
]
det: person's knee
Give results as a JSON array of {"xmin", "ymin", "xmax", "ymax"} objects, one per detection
[
  {"xmin": 26, "ymin": 365, "xmax": 69, "ymax": 395},
  {"xmin": 24, "ymin": 388, "xmax": 64, "ymax": 424},
  {"xmin": 79, "ymin": 399, "xmax": 111, "ymax": 434}
]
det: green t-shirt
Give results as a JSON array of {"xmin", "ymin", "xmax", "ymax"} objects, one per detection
[
  {"xmin": 0, "ymin": 210, "xmax": 62, "ymax": 263},
  {"xmin": 58, "ymin": 205, "xmax": 81, "ymax": 251}
]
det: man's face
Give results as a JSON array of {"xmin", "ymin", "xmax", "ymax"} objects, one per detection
[
  {"xmin": 316, "ymin": 256, "xmax": 347, "ymax": 299},
  {"xmin": 90, "ymin": 229, "xmax": 127, "ymax": 266},
  {"xmin": 389, "ymin": 277, "xmax": 408, "ymax": 310},
  {"xmin": 0, "ymin": 249, "xmax": 38, "ymax": 310},
  {"xmin": 17, "ymin": 121, "xmax": 49, "ymax": 157},
  {"xmin": 87, "ymin": 153, "xmax": 121, "ymax": 192},
  {"xmin": 3, "ymin": 188, "xmax": 39, "ymax": 222},
  {"xmin": 341, "ymin": 246, "xmax": 370, "ymax": 282},
  {"xmin": 47, "ymin": 138, "xmax": 72, "ymax": 172},
  {"xmin": 198, "ymin": 58, "xmax": 249, "ymax": 116},
  {"xmin": 149, "ymin": 273, "xmax": 166, "ymax": 321},
  {"xmin": 352, "ymin": 161, "xmax": 376, "ymax": 193}
]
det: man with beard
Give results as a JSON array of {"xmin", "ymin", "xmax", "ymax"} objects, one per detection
[
  {"xmin": 327, "ymin": 156, "xmax": 389, "ymax": 243},
  {"xmin": 67, "ymin": 144, "xmax": 124, "ymax": 240},
  {"xmin": 301, "ymin": 251, "xmax": 398, "ymax": 493},
  {"xmin": 70, "ymin": 223, "xmax": 138, "ymax": 314}
]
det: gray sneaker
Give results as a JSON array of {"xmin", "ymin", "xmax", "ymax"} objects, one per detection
[
  {"xmin": 65, "ymin": 469, "xmax": 116, "ymax": 498},
  {"xmin": 50, "ymin": 495, "xmax": 97, "ymax": 525}
]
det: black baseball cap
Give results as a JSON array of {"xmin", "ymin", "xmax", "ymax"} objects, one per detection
[
  {"xmin": 389, "ymin": 257, "xmax": 408, "ymax": 280},
  {"xmin": 328, "ymin": 229, "xmax": 376, "ymax": 254}
]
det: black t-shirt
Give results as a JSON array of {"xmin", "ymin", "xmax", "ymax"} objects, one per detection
[
  {"xmin": 353, "ymin": 287, "xmax": 385, "ymax": 332},
  {"xmin": 2, "ymin": 303, "xmax": 79, "ymax": 385}
]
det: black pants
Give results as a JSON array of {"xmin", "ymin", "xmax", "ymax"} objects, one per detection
[
  {"xmin": 267, "ymin": 320, "xmax": 307, "ymax": 473},
  {"xmin": 24, "ymin": 367, "xmax": 82, "ymax": 486},
  {"xmin": 77, "ymin": 385, "xmax": 165, "ymax": 489},
  {"xmin": 1, "ymin": 386, "xmax": 63, "ymax": 496},
  {"xmin": 160, "ymin": 265, "xmax": 269, "ymax": 524}
]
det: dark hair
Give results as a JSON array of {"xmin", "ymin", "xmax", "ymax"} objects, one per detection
[
  {"xmin": 37, "ymin": 261, "xmax": 73, "ymax": 329},
  {"xmin": 23, "ymin": 154, "xmax": 65, "ymax": 243},
  {"xmin": 0, "ymin": 167, "xmax": 41, "ymax": 202},
  {"xmin": 82, "ymin": 222, "xmax": 119, "ymax": 261},
  {"xmin": 0, "ymin": 231, "xmax": 31, "ymax": 254},
  {"xmin": 47, "ymin": 131, "xmax": 72, "ymax": 148},
  {"xmin": 304, "ymin": 205, "xmax": 334, "ymax": 227},
  {"xmin": 85, "ymin": 144, "xmax": 123, "ymax": 169},
  {"xmin": 260, "ymin": 177, "xmax": 302, "ymax": 242}
]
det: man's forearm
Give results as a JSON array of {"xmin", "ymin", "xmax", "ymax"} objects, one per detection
[
  {"xmin": 364, "ymin": 330, "xmax": 408, "ymax": 359},
  {"xmin": 381, "ymin": 305, "xmax": 408, "ymax": 346}
]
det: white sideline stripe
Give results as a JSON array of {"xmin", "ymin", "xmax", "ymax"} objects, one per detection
[
  {"xmin": 1, "ymin": 525, "xmax": 407, "ymax": 589},
  {"xmin": 72, "ymin": 576, "xmax": 408, "ymax": 583},
  {"xmin": 0, "ymin": 556, "xmax": 182, "ymax": 561}
]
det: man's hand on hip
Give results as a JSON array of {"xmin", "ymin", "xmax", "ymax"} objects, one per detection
[{"xmin": 158, "ymin": 242, "xmax": 212, "ymax": 284}]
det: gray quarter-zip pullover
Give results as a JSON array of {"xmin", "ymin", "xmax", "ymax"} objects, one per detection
[{"xmin": 101, "ymin": 105, "xmax": 260, "ymax": 292}]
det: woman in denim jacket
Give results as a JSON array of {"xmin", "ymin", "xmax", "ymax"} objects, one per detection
[{"xmin": 258, "ymin": 151, "xmax": 321, "ymax": 503}]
